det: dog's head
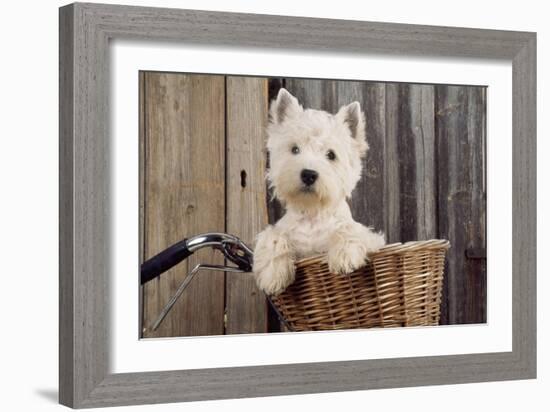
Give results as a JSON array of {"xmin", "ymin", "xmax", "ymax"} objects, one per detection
[{"xmin": 266, "ymin": 88, "xmax": 368, "ymax": 210}]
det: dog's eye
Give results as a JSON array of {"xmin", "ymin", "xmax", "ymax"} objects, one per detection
[
  {"xmin": 326, "ymin": 150, "xmax": 336, "ymax": 161},
  {"xmin": 291, "ymin": 145, "xmax": 300, "ymax": 155}
]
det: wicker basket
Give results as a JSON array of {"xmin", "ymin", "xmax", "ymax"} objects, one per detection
[{"xmin": 271, "ymin": 239, "xmax": 450, "ymax": 331}]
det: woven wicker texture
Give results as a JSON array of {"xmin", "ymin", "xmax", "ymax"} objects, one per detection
[{"xmin": 271, "ymin": 239, "xmax": 450, "ymax": 331}]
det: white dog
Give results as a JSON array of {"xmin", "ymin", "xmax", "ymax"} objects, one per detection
[{"xmin": 253, "ymin": 88, "xmax": 385, "ymax": 295}]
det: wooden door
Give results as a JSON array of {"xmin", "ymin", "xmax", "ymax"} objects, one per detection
[{"xmin": 139, "ymin": 73, "xmax": 269, "ymax": 337}]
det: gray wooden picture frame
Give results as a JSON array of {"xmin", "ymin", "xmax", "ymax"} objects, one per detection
[{"xmin": 59, "ymin": 2, "xmax": 536, "ymax": 408}]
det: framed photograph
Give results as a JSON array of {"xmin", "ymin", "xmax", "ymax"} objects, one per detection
[{"xmin": 59, "ymin": 2, "xmax": 536, "ymax": 408}]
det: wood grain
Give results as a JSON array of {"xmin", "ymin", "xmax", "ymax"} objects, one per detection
[
  {"xmin": 410, "ymin": 85, "xmax": 437, "ymax": 240},
  {"xmin": 59, "ymin": 5, "xmax": 74, "ymax": 406},
  {"xmin": 266, "ymin": 78, "xmax": 286, "ymax": 226},
  {"xmin": 225, "ymin": 76, "xmax": 269, "ymax": 334},
  {"xmin": 391, "ymin": 84, "xmax": 437, "ymax": 242},
  {"xmin": 141, "ymin": 73, "xmax": 226, "ymax": 337},
  {"xmin": 347, "ymin": 82, "xmax": 387, "ymax": 232},
  {"xmin": 384, "ymin": 83, "xmax": 401, "ymax": 243},
  {"xmin": 435, "ymin": 85, "xmax": 487, "ymax": 324},
  {"xmin": 512, "ymin": 35, "xmax": 536, "ymax": 372}
]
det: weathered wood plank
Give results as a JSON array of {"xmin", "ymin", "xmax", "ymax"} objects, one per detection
[
  {"xmin": 384, "ymin": 83, "xmax": 402, "ymax": 243},
  {"xmin": 141, "ymin": 72, "xmax": 226, "ymax": 337},
  {"xmin": 435, "ymin": 85, "xmax": 487, "ymax": 324},
  {"xmin": 225, "ymin": 76, "xmax": 269, "ymax": 334},
  {"xmin": 436, "ymin": 85, "xmax": 460, "ymax": 324},
  {"xmin": 394, "ymin": 84, "xmax": 437, "ymax": 242},
  {"xmin": 465, "ymin": 87, "xmax": 487, "ymax": 323},
  {"xmin": 338, "ymin": 82, "xmax": 386, "ymax": 233},
  {"xmin": 285, "ymin": 78, "xmax": 337, "ymax": 111},
  {"xmin": 384, "ymin": 84, "xmax": 437, "ymax": 243},
  {"xmin": 410, "ymin": 85, "xmax": 437, "ymax": 240},
  {"xmin": 395, "ymin": 84, "xmax": 419, "ymax": 243},
  {"xmin": 266, "ymin": 78, "xmax": 286, "ymax": 227}
]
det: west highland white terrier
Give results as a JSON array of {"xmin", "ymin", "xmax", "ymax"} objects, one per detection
[{"xmin": 253, "ymin": 88, "xmax": 386, "ymax": 295}]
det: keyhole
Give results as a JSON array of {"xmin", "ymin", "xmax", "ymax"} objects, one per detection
[{"xmin": 240, "ymin": 170, "xmax": 247, "ymax": 188}]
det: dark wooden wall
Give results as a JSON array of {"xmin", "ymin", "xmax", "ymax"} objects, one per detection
[
  {"xmin": 269, "ymin": 78, "xmax": 487, "ymax": 325},
  {"xmin": 139, "ymin": 73, "xmax": 487, "ymax": 338}
]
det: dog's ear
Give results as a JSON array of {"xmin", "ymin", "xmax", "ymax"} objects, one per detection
[
  {"xmin": 337, "ymin": 101, "xmax": 365, "ymax": 140},
  {"xmin": 270, "ymin": 88, "xmax": 302, "ymax": 124},
  {"xmin": 337, "ymin": 101, "xmax": 368, "ymax": 155}
]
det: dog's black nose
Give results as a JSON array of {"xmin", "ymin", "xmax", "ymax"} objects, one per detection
[{"xmin": 300, "ymin": 169, "xmax": 318, "ymax": 186}]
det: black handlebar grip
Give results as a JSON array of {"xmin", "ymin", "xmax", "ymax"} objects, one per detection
[{"xmin": 140, "ymin": 239, "xmax": 193, "ymax": 284}]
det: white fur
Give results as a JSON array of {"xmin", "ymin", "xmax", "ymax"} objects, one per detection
[{"xmin": 254, "ymin": 88, "xmax": 385, "ymax": 296}]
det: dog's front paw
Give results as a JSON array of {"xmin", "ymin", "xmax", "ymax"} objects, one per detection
[
  {"xmin": 364, "ymin": 231, "xmax": 386, "ymax": 254},
  {"xmin": 327, "ymin": 243, "xmax": 367, "ymax": 275},
  {"xmin": 255, "ymin": 257, "xmax": 295, "ymax": 296},
  {"xmin": 253, "ymin": 226, "xmax": 296, "ymax": 295}
]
